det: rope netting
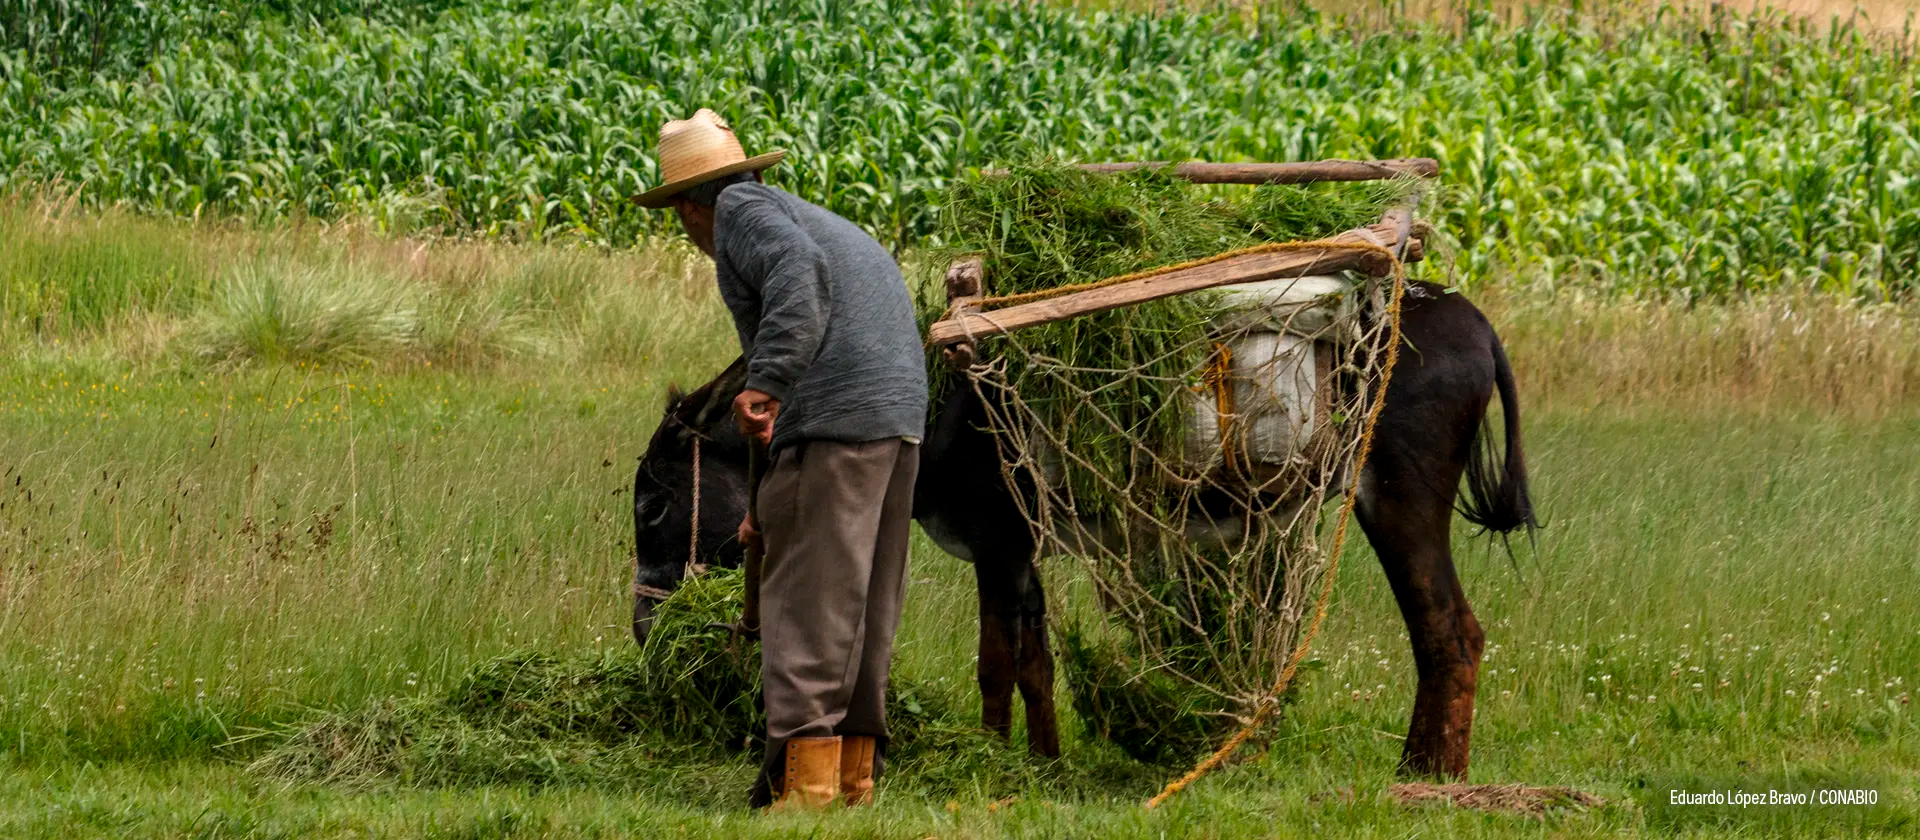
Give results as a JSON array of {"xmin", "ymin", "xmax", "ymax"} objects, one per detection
[{"xmin": 949, "ymin": 240, "xmax": 1406, "ymax": 801}]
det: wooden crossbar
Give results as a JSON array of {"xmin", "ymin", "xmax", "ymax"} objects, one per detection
[{"xmin": 926, "ymin": 219, "xmax": 1418, "ymax": 348}]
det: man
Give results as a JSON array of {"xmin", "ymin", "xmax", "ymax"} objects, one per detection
[{"xmin": 633, "ymin": 109, "xmax": 927, "ymax": 810}]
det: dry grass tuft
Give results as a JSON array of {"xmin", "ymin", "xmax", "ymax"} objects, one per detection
[{"xmin": 1483, "ymin": 291, "xmax": 1920, "ymax": 417}]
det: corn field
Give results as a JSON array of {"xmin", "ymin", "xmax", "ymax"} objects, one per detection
[{"xmin": 1, "ymin": 0, "xmax": 1916, "ymax": 297}]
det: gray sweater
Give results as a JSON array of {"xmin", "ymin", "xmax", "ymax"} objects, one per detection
[{"xmin": 713, "ymin": 183, "xmax": 927, "ymax": 454}]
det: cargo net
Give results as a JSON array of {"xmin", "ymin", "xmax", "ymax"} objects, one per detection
[{"xmin": 953, "ymin": 265, "xmax": 1403, "ymax": 764}]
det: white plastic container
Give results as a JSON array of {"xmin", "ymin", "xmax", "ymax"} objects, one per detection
[
  {"xmin": 1177, "ymin": 274, "xmax": 1354, "ymax": 480},
  {"xmin": 1029, "ymin": 274, "xmax": 1357, "ymax": 490}
]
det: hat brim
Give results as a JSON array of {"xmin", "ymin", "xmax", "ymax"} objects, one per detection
[{"xmin": 630, "ymin": 150, "xmax": 787, "ymax": 208}]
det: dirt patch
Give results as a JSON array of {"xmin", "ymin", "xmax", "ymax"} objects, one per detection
[{"xmin": 1389, "ymin": 782, "xmax": 1604, "ymax": 818}]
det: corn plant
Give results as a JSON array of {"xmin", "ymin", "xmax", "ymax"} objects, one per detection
[{"xmin": 0, "ymin": 0, "xmax": 1913, "ymax": 298}]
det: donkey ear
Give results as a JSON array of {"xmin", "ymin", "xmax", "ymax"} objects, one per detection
[
  {"xmin": 689, "ymin": 357, "xmax": 750, "ymax": 429},
  {"xmin": 663, "ymin": 384, "xmax": 686, "ymax": 414}
]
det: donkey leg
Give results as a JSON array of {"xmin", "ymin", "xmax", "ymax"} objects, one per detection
[
  {"xmin": 974, "ymin": 561, "xmax": 1020, "ymax": 740},
  {"xmin": 1358, "ymin": 488, "xmax": 1484, "ymax": 779},
  {"xmin": 1012, "ymin": 561, "xmax": 1061, "ymax": 757}
]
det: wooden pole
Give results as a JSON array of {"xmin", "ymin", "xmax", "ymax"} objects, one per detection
[{"xmin": 1063, "ymin": 158, "xmax": 1438, "ymax": 185}]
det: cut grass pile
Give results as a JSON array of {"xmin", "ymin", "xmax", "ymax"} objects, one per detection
[
  {"xmin": 1058, "ymin": 629, "xmax": 1236, "ymax": 765},
  {"xmin": 249, "ymin": 569, "xmax": 1070, "ymax": 796},
  {"xmin": 246, "ymin": 570, "xmax": 759, "ymax": 787}
]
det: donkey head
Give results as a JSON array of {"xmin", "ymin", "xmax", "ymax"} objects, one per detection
[{"xmin": 630, "ymin": 357, "xmax": 753, "ymax": 645}]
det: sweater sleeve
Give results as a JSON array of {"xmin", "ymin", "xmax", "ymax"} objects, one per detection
[{"xmin": 715, "ymin": 189, "xmax": 832, "ymax": 402}]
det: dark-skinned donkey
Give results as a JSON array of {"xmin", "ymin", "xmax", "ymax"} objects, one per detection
[{"xmin": 630, "ymin": 278, "xmax": 1537, "ymax": 780}]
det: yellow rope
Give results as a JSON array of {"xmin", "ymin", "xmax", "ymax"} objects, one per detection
[
  {"xmin": 973, "ymin": 238, "xmax": 1390, "ymax": 310},
  {"xmin": 1144, "ymin": 255, "xmax": 1409, "ymax": 811},
  {"xmin": 1202, "ymin": 342, "xmax": 1236, "ymax": 466}
]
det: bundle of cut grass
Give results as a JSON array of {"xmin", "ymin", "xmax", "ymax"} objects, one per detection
[
  {"xmin": 928, "ymin": 160, "xmax": 1407, "ymax": 759},
  {"xmin": 1060, "ymin": 629, "xmax": 1228, "ymax": 766},
  {"xmin": 926, "ymin": 160, "xmax": 1409, "ymax": 512},
  {"xmin": 251, "ymin": 569, "xmax": 963, "ymax": 788},
  {"xmin": 631, "ymin": 567, "xmax": 763, "ymax": 744}
]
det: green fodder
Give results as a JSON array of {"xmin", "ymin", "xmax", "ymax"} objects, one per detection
[
  {"xmin": 631, "ymin": 567, "xmax": 762, "ymax": 746},
  {"xmin": 1059, "ymin": 629, "xmax": 1230, "ymax": 766},
  {"xmin": 249, "ymin": 571, "xmax": 748, "ymax": 787},
  {"xmin": 931, "ymin": 161, "xmax": 1402, "ymax": 758},
  {"xmin": 928, "ymin": 160, "xmax": 1405, "ymax": 514},
  {"xmin": 249, "ymin": 569, "xmax": 999, "ymax": 791},
  {"xmin": 1058, "ymin": 572, "xmax": 1318, "ymax": 765}
]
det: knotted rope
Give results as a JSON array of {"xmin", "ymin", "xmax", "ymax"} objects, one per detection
[{"xmin": 633, "ymin": 435, "xmax": 708, "ymax": 604}]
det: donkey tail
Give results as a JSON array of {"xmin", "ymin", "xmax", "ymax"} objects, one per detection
[{"xmin": 1459, "ymin": 333, "xmax": 1539, "ymax": 536}]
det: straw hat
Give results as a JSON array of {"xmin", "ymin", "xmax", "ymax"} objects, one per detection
[{"xmin": 631, "ymin": 109, "xmax": 785, "ymax": 208}]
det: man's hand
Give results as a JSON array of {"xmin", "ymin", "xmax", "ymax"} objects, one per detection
[
  {"xmin": 736, "ymin": 512, "xmax": 761, "ymax": 553},
  {"xmin": 733, "ymin": 389, "xmax": 780, "ymax": 446}
]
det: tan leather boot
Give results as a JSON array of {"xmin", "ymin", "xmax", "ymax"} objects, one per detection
[
  {"xmin": 771, "ymin": 736, "xmax": 841, "ymax": 811},
  {"xmin": 839, "ymin": 735, "xmax": 876, "ymax": 806}
]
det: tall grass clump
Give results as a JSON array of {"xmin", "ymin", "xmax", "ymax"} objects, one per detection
[
  {"xmin": 1483, "ymin": 290, "xmax": 1920, "ymax": 417},
  {"xmin": 194, "ymin": 262, "xmax": 419, "ymax": 365}
]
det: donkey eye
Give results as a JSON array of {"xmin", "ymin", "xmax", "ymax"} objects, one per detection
[{"xmin": 636, "ymin": 497, "xmax": 670, "ymax": 528}]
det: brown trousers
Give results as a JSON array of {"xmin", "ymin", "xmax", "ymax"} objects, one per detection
[{"xmin": 750, "ymin": 437, "xmax": 918, "ymax": 806}]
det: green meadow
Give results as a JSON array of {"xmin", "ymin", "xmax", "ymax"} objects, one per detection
[
  {"xmin": 0, "ymin": 208, "xmax": 1915, "ymax": 836},
  {"xmin": 3, "ymin": 0, "xmax": 1918, "ymax": 835}
]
